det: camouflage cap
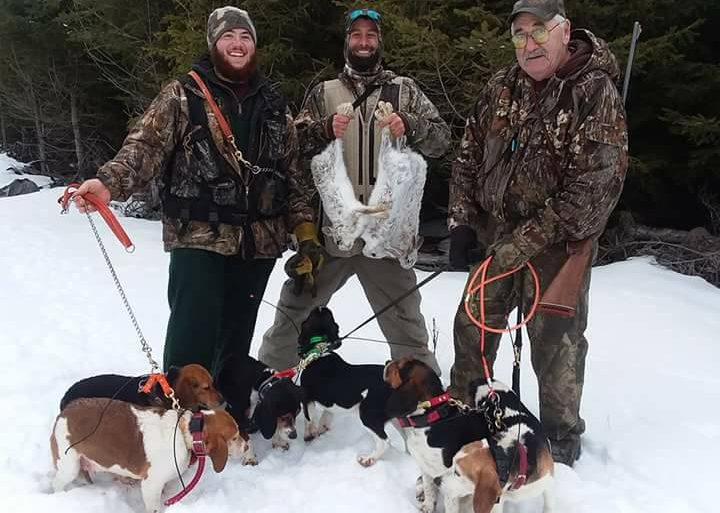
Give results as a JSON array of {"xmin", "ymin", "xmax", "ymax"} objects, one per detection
[
  {"xmin": 510, "ymin": 0, "xmax": 566, "ymax": 23},
  {"xmin": 207, "ymin": 7, "xmax": 257, "ymax": 49}
]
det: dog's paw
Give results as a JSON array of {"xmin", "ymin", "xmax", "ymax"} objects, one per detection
[
  {"xmin": 272, "ymin": 441, "xmax": 290, "ymax": 451},
  {"xmin": 357, "ymin": 455, "xmax": 377, "ymax": 467},
  {"xmin": 242, "ymin": 456, "xmax": 259, "ymax": 466},
  {"xmin": 303, "ymin": 433, "xmax": 316, "ymax": 443}
]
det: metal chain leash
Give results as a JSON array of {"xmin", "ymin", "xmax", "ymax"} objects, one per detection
[
  {"xmin": 447, "ymin": 397, "xmax": 473, "ymax": 414},
  {"xmin": 84, "ymin": 211, "xmax": 161, "ymax": 375}
]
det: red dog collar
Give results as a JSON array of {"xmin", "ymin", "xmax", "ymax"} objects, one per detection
[
  {"xmin": 164, "ymin": 411, "xmax": 207, "ymax": 506},
  {"xmin": 397, "ymin": 393, "xmax": 452, "ymax": 428}
]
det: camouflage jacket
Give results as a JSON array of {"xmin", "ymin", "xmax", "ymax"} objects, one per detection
[
  {"xmin": 449, "ymin": 30, "xmax": 628, "ymax": 264},
  {"xmin": 97, "ymin": 57, "xmax": 314, "ymax": 258},
  {"xmin": 295, "ymin": 69, "xmax": 450, "ymax": 210},
  {"xmin": 296, "ymin": 70, "xmax": 450, "ymax": 163}
]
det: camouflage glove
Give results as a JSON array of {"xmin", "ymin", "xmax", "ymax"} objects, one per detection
[{"xmin": 285, "ymin": 222, "xmax": 327, "ymax": 297}]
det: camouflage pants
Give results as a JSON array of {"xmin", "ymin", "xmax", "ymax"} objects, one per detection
[
  {"xmin": 258, "ymin": 254, "xmax": 440, "ymax": 373},
  {"xmin": 450, "ymin": 243, "xmax": 592, "ymax": 443}
]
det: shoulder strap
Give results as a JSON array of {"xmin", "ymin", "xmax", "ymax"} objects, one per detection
[
  {"xmin": 351, "ymin": 83, "xmax": 381, "ymax": 111},
  {"xmin": 188, "ymin": 70, "xmax": 234, "ymax": 144}
]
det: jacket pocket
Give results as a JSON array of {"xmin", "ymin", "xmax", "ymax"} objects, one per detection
[
  {"xmin": 248, "ymin": 170, "xmax": 288, "ymax": 218},
  {"xmin": 186, "ymin": 125, "xmax": 222, "ymax": 182}
]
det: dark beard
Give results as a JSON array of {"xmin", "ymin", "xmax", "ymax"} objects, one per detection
[
  {"xmin": 210, "ymin": 48, "xmax": 257, "ymax": 82},
  {"xmin": 346, "ymin": 51, "xmax": 380, "ymax": 72}
]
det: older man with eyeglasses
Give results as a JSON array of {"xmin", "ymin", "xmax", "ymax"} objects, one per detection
[{"xmin": 448, "ymin": 0, "xmax": 628, "ymax": 466}]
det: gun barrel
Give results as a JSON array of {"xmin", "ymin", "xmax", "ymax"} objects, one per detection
[{"xmin": 622, "ymin": 21, "xmax": 643, "ymax": 107}]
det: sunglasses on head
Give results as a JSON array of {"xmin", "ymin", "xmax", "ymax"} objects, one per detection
[
  {"xmin": 511, "ymin": 19, "xmax": 566, "ymax": 49},
  {"xmin": 347, "ymin": 8, "xmax": 382, "ymax": 23}
]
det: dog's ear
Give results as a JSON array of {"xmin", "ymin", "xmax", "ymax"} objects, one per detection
[
  {"xmin": 385, "ymin": 384, "xmax": 418, "ymax": 418},
  {"xmin": 472, "ymin": 469, "xmax": 502, "ymax": 513},
  {"xmin": 290, "ymin": 383, "xmax": 307, "ymax": 405},
  {"xmin": 166, "ymin": 366, "xmax": 180, "ymax": 386},
  {"xmin": 253, "ymin": 400, "xmax": 277, "ymax": 440},
  {"xmin": 205, "ymin": 433, "xmax": 229, "ymax": 473}
]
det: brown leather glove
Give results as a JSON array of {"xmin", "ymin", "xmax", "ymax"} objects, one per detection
[{"xmin": 285, "ymin": 222, "xmax": 327, "ymax": 297}]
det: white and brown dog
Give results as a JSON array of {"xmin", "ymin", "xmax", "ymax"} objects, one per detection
[
  {"xmin": 385, "ymin": 358, "xmax": 554, "ymax": 513},
  {"xmin": 50, "ymin": 398, "xmax": 249, "ymax": 513}
]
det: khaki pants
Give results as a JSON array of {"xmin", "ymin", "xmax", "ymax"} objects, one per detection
[
  {"xmin": 450, "ymin": 243, "xmax": 592, "ymax": 444},
  {"xmin": 258, "ymin": 254, "xmax": 440, "ymax": 374}
]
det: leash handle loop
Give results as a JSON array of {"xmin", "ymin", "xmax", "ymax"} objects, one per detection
[{"xmin": 59, "ymin": 183, "xmax": 134, "ymax": 252}]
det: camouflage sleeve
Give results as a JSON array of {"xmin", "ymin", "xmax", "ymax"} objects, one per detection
[
  {"xmin": 448, "ymin": 78, "xmax": 497, "ymax": 230},
  {"xmin": 284, "ymin": 109, "xmax": 316, "ymax": 230},
  {"xmin": 509, "ymin": 76, "xmax": 629, "ymax": 259},
  {"xmin": 398, "ymin": 78, "xmax": 450, "ymax": 158},
  {"xmin": 97, "ymin": 81, "xmax": 184, "ymax": 201},
  {"xmin": 294, "ymin": 82, "xmax": 334, "ymax": 164}
]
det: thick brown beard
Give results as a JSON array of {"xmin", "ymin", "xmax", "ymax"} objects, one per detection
[{"xmin": 210, "ymin": 47, "xmax": 257, "ymax": 82}]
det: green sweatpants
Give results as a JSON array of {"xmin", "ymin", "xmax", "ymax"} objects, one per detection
[{"xmin": 163, "ymin": 248, "xmax": 275, "ymax": 376}]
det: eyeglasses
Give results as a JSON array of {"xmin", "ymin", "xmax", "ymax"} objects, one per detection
[
  {"xmin": 511, "ymin": 19, "xmax": 566, "ymax": 49},
  {"xmin": 347, "ymin": 8, "xmax": 382, "ymax": 23}
]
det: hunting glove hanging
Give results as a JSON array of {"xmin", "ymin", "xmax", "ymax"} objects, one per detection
[{"xmin": 285, "ymin": 222, "xmax": 326, "ymax": 297}]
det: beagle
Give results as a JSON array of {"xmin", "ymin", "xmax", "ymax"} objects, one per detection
[
  {"xmin": 296, "ymin": 307, "xmax": 393, "ymax": 466},
  {"xmin": 427, "ymin": 379, "xmax": 555, "ymax": 513},
  {"xmin": 50, "ymin": 398, "xmax": 249, "ymax": 513},
  {"xmin": 60, "ymin": 364, "xmax": 224, "ymax": 411},
  {"xmin": 217, "ymin": 353, "xmax": 305, "ymax": 452},
  {"xmin": 384, "ymin": 357, "xmax": 458, "ymax": 513}
]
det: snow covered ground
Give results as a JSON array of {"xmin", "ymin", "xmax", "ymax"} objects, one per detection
[
  {"xmin": 0, "ymin": 153, "xmax": 53, "ymax": 189},
  {"xmin": 1, "ymin": 169, "xmax": 718, "ymax": 513}
]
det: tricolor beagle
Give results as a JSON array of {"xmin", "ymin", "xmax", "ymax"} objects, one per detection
[
  {"xmin": 384, "ymin": 358, "xmax": 554, "ymax": 513},
  {"xmin": 296, "ymin": 307, "xmax": 393, "ymax": 466},
  {"xmin": 50, "ymin": 398, "xmax": 248, "ymax": 513}
]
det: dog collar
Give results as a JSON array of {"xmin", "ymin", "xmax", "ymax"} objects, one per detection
[
  {"xmin": 397, "ymin": 393, "xmax": 452, "ymax": 428},
  {"xmin": 258, "ymin": 370, "xmax": 297, "ymax": 400},
  {"xmin": 189, "ymin": 411, "xmax": 206, "ymax": 458},
  {"xmin": 165, "ymin": 411, "xmax": 207, "ymax": 507}
]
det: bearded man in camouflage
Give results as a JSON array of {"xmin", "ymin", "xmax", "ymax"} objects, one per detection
[
  {"xmin": 73, "ymin": 8, "xmax": 314, "ymax": 380},
  {"xmin": 448, "ymin": 0, "xmax": 628, "ymax": 466},
  {"xmin": 258, "ymin": 8, "xmax": 449, "ymax": 373}
]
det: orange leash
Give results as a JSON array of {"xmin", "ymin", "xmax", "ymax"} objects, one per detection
[
  {"xmin": 59, "ymin": 183, "xmax": 134, "ymax": 251},
  {"xmin": 141, "ymin": 373, "xmax": 174, "ymax": 397},
  {"xmin": 463, "ymin": 256, "xmax": 540, "ymax": 391}
]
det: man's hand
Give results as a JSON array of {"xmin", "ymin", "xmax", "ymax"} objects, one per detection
[
  {"xmin": 449, "ymin": 225, "xmax": 480, "ymax": 271},
  {"xmin": 73, "ymin": 178, "xmax": 111, "ymax": 213},
  {"xmin": 285, "ymin": 240, "xmax": 327, "ymax": 297},
  {"xmin": 379, "ymin": 112, "xmax": 406, "ymax": 138},
  {"xmin": 332, "ymin": 114, "xmax": 352, "ymax": 139}
]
